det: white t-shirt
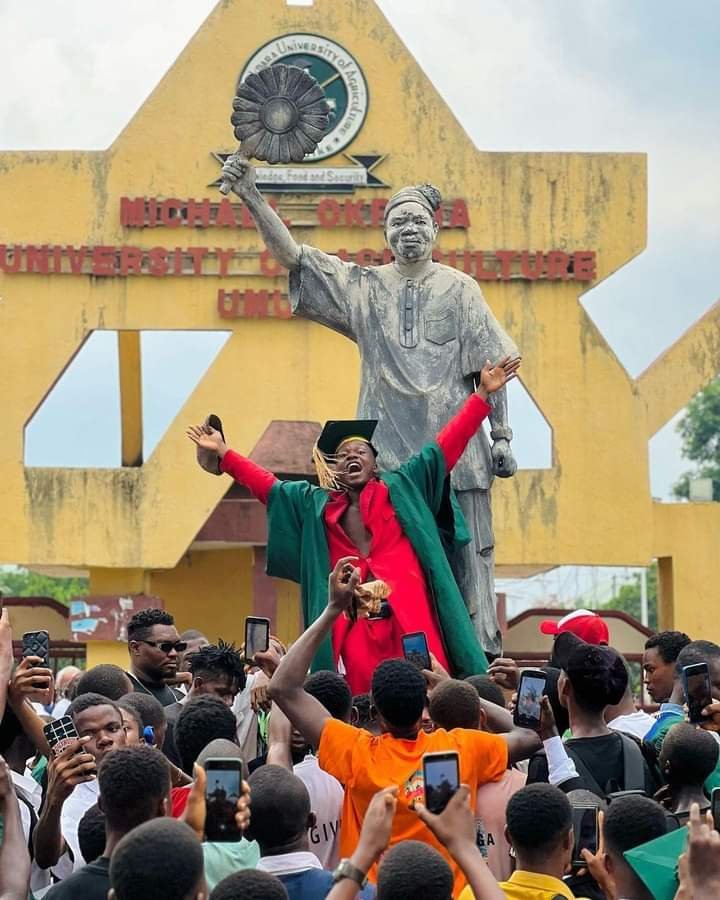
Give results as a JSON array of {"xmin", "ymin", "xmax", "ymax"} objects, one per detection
[
  {"xmin": 232, "ymin": 674, "xmax": 260, "ymax": 762},
  {"xmin": 293, "ymin": 754, "xmax": 343, "ymax": 869},
  {"xmin": 608, "ymin": 710, "xmax": 656, "ymax": 740},
  {"xmin": 12, "ymin": 770, "xmax": 51, "ymax": 894},
  {"xmin": 60, "ymin": 778, "xmax": 99, "ymax": 870}
]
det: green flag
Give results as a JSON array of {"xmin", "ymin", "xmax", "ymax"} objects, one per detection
[{"xmin": 624, "ymin": 826, "xmax": 687, "ymax": 900}]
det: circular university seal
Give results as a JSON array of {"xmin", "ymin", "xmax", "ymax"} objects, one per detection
[{"xmin": 239, "ymin": 33, "xmax": 369, "ymax": 161}]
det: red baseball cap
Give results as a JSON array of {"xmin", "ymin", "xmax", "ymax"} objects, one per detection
[{"xmin": 539, "ymin": 609, "xmax": 609, "ymax": 645}]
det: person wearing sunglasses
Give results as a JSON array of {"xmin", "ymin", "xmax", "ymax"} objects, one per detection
[{"xmin": 125, "ymin": 609, "xmax": 187, "ymax": 707}]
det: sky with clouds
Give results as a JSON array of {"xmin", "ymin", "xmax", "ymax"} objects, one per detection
[{"xmin": 1, "ymin": 0, "xmax": 718, "ymax": 601}]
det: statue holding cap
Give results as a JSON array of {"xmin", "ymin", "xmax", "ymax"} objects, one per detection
[{"xmin": 220, "ymin": 155, "xmax": 520, "ymax": 655}]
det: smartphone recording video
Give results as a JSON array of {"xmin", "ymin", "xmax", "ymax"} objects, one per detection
[
  {"xmin": 402, "ymin": 631, "xmax": 431, "ymax": 671},
  {"xmin": 571, "ymin": 804, "xmax": 599, "ymax": 866},
  {"xmin": 22, "ymin": 630, "xmax": 50, "ymax": 667},
  {"xmin": 422, "ymin": 751, "xmax": 459, "ymax": 815},
  {"xmin": 712, "ymin": 787, "xmax": 720, "ymax": 829},
  {"xmin": 204, "ymin": 758, "xmax": 243, "ymax": 841},
  {"xmin": 43, "ymin": 716, "xmax": 80, "ymax": 757},
  {"xmin": 683, "ymin": 662, "xmax": 712, "ymax": 724},
  {"xmin": 513, "ymin": 669, "xmax": 547, "ymax": 730},
  {"xmin": 244, "ymin": 617, "xmax": 270, "ymax": 661}
]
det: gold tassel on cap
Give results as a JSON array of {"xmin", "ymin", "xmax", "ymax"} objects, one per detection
[{"xmin": 312, "ymin": 443, "xmax": 343, "ymax": 492}]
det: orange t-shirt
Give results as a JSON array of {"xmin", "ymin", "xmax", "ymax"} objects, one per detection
[{"xmin": 317, "ymin": 720, "xmax": 508, "ymax": 897}]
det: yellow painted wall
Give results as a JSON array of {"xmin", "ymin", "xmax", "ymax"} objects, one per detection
[
  {"xmin": 0, "ymin": 0, "xmax": 718, "ymax": 657},
  {"xmin": 148, "ymin": 547, "xmax": 253, "ymax": 645}
]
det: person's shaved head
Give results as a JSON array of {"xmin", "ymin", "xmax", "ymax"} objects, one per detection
[
  {"xmin": 247, "ymin": 765, "xmax": 311, "ymax": 851},
  {"xmin": 197, "ymin": 739, "xmax": 248, "ymax": 780}
]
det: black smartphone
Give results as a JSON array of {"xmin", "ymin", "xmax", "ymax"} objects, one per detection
[
  {"xmin": 422, "ymin": 750, "xmax": 459, "ymax": 814},
  {"xmin": 204, "ymin": 758, "xmax": 243, "ymax": 842},
  {"xmin": 43, "ymin": 716, "xmax": 80, "ymax": 757},
  {"xmin": 244, "ymin": 617, "xmax": 270, "ymax": 661},
  {"xmin": 22, "ymin": 630, "xmax": 50, "ymax": 667},
  {"xmin": 402, "ymin": 631, "xmax": 431, "ymax": 671},
  {"xmin": 712, "ymin": 787, "xmax": 720, "ymax": 829},
  {"xmin": 571, "ymin": 803, "xmax": 599, "ymax": 866},
  {"xmin": 514, "ymin": 669, "xmax": 547, "ymax": 730},
  {"xmin": 683, "ymin": 662, "xmax": 712, "ymax": 724}
]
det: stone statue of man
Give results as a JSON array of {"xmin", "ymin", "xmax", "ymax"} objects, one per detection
[{"xmin": 221, "ymin": 157, "xmax": 519, "ymax": 654}]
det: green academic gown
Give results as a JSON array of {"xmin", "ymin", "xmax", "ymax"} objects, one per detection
[{"xmin": 265, "ymin": 440, "xmax": 488, "ymax": 677}]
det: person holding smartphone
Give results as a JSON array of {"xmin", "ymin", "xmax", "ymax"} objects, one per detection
[
  {"xmin": 269, "ymin": 557, "xmax": 541, "ymax": 897},
  {"xmin": 34, "ymin": 694, "xmax": 127, "ymax": 873},
  {"xmin": 188, "ymin": 355, "xmax": 519, "ymax": 694}
]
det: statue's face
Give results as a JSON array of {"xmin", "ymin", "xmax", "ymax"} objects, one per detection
[{"xmin": 384, "ymin": 200, "xmax": 439, "ymax": 263}]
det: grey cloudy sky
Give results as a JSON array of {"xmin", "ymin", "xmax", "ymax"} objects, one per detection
[{"xmin": 1, "ymin": 0, "xmax": 718, "ymax": 578}]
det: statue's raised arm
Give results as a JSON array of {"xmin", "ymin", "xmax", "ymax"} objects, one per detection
[{"xmin": 221, "ymin": 153, "xmax": 301, "ymax": 271}]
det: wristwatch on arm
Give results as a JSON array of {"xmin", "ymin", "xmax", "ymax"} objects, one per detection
[{"xmin": 332, "ymin": 858, "xmax": 368, "ymax": 888}]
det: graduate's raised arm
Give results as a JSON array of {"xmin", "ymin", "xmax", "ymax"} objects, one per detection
[
  {"xmin": 270, "ymin": 557, "xmax": 360, "ymax": 749},
  {"xmin": 436, "ymin": 355, "xmax": 521, "ymax": 471},
  {"xmin": 186, "ymin": 424, "xmax": 277, "ymax": 504},
  {"xmin": 220, "ymin": 154, "xmax": 301, "ymax": 271}
]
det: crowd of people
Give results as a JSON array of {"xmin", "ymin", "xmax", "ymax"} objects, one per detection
[{"xmin": 3, "ymin": 579, "xmax": 720, "ymax": 899}]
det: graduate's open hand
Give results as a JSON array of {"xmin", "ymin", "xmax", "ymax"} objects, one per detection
[
  {"xmin": 477, "ymin": 355, "xmax": 521, "ymax": 397},
  {"xmin": 186, "ymin": 424, "xmax": 227, "ymax": 457},
  {"xmin": 328, "ymin": 556, "xmax": 360, "ymax": 614}
]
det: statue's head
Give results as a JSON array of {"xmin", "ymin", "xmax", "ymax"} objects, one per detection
[{"xmin": 383, "ymin": 184, "xmax": 441, "ymax": 264}]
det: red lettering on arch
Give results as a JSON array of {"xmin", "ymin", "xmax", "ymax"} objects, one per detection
[
  {"xmin": 215, "ymin": 199, "xmax": 238, "ymax": 228},
  {"xmin": 495, "ymin": 251, "xmax": 517, "ymax": 280},
  {"xmin": 120, "ymin": 197, "xmax": 146, "ymax": 227},
  {"xmin": 573, "ymin": 251, "xmax": 596, "ymax": 282},
  {"xmin": 520, "ymin": 251, "xmax": 544, "ymax": 280},
  {"xmin": 217, "ymin": 288, "xmax": 241, "ymax": 318},
  {"xmin": 317, "ymin": 199, "xmax": 340, "ymax": 227},
  {"xmin": 343, "ymin": 200, "xmax": 366, "ymax": 228},
  {"xmin": 92, "ymin": 246, "xmax": 117, "ymax": 277},
  {"xmin": 546, "ymin": 251, "xmax": 570, "ymax": 280},
  {"xmin": 26, "ymin": 245, "xmax": 50, "ymax": 274},
  {"xmin": 119, "ymin": 246, "xmax": 144, "ymax": 276},
  {"xmin": 449, "ymin": 200, "xmax": 470, "ymax": 228}
]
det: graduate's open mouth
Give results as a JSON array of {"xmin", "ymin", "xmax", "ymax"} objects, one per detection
[{"xmin": 345, "ymin": 461, "xmax": 362, "ymax": 474}]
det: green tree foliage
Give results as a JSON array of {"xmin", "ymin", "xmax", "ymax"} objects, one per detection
[
  {"xmin": 0, "ymin": 567, "xmax": 88, "ymax": 605},
  {"xmin": 673, "ymin": 377, "xmax": 720, "ymax": 501},
  {"xmin": 602, "ymin": 564, "xmax": 658, "ymax": 631}
]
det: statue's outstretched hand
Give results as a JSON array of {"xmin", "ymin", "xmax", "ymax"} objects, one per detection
[
  {"xmin": 478, "ymin": 355, "xmax": 520, "ymax": 395},
  {"xmin": 220, "ymin": 152, "xmax": 256, "ymax": 197}
]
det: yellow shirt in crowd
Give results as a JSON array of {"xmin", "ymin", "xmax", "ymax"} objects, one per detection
[{"xmin": 460, "ymin": 869, "xmax": 583, "ymax": 900}]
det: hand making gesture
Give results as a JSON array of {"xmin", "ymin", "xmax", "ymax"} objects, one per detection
[{"xmin": 328, "ymin": 556, "xmax": 361, "ymax": 615}]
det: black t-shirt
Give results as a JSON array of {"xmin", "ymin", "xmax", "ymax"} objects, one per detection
[
  {"xmin": 45, "ymin": 857, "xmax": 110, "ymax": 900},
  {"xmin": 161, "ymin": 701, "xmax": 183, "ymax": 766},
  {"xmin": 527, "ymin": 732, "xmax": 658, "ymax": 796},
  {"xmin": 127, "ymin": 672, "xmax": 183, "ymax": 707}
]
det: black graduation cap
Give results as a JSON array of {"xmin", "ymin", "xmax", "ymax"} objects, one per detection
[
  {"xmin": 316, "ymin": 419, "xmax": 379, "ymax": 456},
  {"xmin": 313, "ymin": 419, "xmax": 378, "ymax": 490}
]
